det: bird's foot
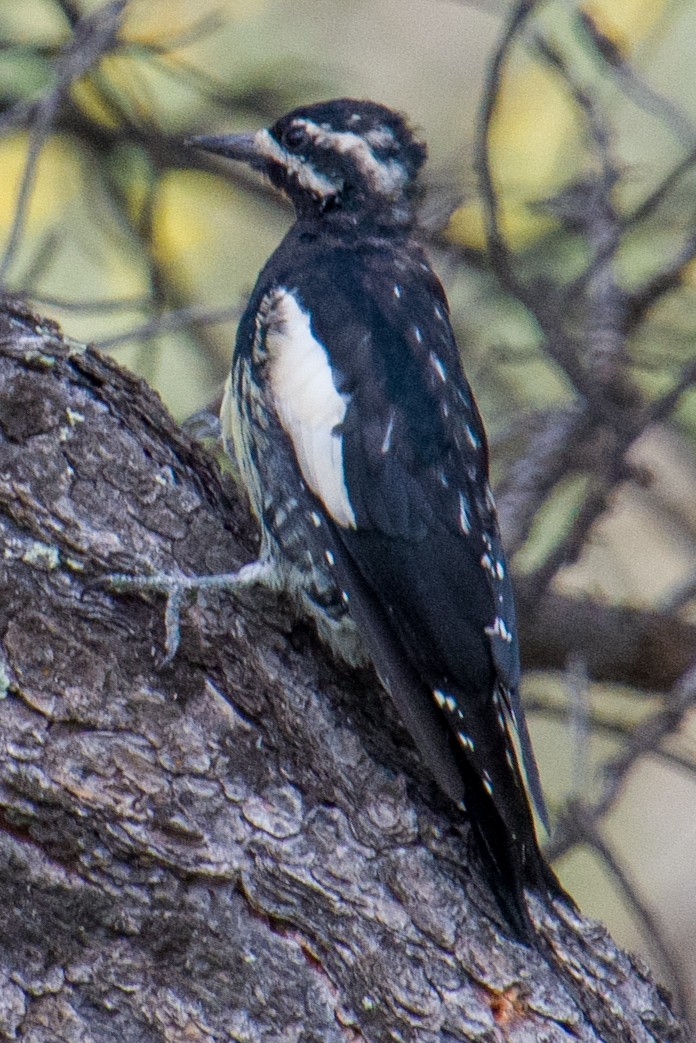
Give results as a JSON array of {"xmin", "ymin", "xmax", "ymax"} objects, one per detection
[{"xmin": 102, "ymin": 559, "xmax": 274, "ymax": 664}]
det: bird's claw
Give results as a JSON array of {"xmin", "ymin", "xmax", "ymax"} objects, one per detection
[{"xmin": 99, "ymin": 560, "xmax": 274, "ymax": 664}]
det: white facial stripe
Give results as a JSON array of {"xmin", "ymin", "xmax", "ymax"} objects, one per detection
[
  {"xmin": 294, "ymin": 120, "xmax": 407, "ymax": 197},
  {"xmin": 264, "ymin": 289, "xmax": 356, "ymax": 529},
  {"xmin": 254, "ymin": 129, "xmax": 337, "ymax": 199},
  {"xmin": 364, "ymin": 126, "xmax": 396, "ymax": 148}
]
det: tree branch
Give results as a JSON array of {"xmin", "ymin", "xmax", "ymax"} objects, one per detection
[{"xmin": 0, "ymin": 300, "xmax": 685, "ymax": 1041}]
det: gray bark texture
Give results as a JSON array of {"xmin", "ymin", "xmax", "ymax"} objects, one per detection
[{"xmin": 0, "ymin": 299, "xmax": 687, "ymax": 1042}]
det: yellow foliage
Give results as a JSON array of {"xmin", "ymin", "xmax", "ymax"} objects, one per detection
[
  {"xmin": 0, "ymin": 135, "xmax": 81, "ymax": 233},
  {"xmin": 123, "ymin": 0, "xmax": 266, "ymax": 44},
  {"xmin": 0, "ymin": 1, "xmax": 67, "ymax": 45},
  {"xmin": 152, "ymin": 172, "xmax": 218, "ymax": 266},
  {"xmin": 448, "ymin": 62, "xmax": 576, "ymax": 251},
  {"xmin": 70, "ymin": 76, "xmax": 121, "ymax": 130},
  {"xmin": 151, "ymin": 170, "xmax": 285, "ymax": 301},
  {"xmin": 582, "ymin": 0, "xmax": 670, "ymax": 50},
  {"xmin": 445, "ymin": 200, "xmax": 487, "ymax": 252},
  {"xmin": 448, "ymin": 0, "xmax": 672, "ymax": 253},
  {"xmin": 490, "ymin": 62, "xmax": 579, "ymax": 199}
]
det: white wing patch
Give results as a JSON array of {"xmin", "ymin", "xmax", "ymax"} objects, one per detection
[{"xmin": 264, "ymin": 289, "xmax": 356, "ymax": 529}]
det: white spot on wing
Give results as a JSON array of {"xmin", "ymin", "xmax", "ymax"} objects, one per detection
[
  {"xmin": 458, "ymin": 492, "xmax": 471, "ymax": 534},
  {"xmin": 485, "ymin": 616, "xmax": 513, "ymax": 643},
  {"xmin": 265, "ymin": 289, "xmax": 356, "ymax": 529},
  {"xmin": 393, "ymin": 284, "xmax": 402, "ymax": 299},
  {"xmin": 429, "ymin": 352, "xmax": 446, "ymax": 383},
  {"xmin": 381, "ymin": 411, "xmax": 395, "ymax": 454},
  {"xmin": 465, "ymin": 425, "xmax": 480, "ymax": 449},
  {"xmin": 413, "ymin": 326, "xmax": 423, "ymax": 343},
  {"xmin": 434, "ymin": 689, "xmax": 461, "ymax": 715},
  {"xmin": 482, "ymin": 554, "xmax": 502, "ymax": 579}
]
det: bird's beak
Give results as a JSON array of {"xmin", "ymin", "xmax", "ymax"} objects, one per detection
[{"xmin": 185, "ymin": 132, "xmax": 264, "ymax": 169}]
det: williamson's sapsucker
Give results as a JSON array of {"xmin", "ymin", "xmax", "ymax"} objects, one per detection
[{"xmin": 183, "ymin": 99, "xmax": 567, "ymax": 942}]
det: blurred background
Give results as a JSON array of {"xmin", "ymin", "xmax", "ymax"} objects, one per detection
[{"xmin": 1, "ymin": 0, "xmax": 696, "ymax": 1028}]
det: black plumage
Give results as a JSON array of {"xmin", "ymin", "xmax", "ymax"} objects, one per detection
[{"xmin": 188, "ymin": 99, "xmax": 567, "ymax": 942}]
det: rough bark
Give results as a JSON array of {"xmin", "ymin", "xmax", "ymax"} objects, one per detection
[{"xmin": 0, "ymin": 299, "xmax": 686, "ymax": 1042}]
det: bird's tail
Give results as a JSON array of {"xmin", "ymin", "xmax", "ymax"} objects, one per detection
[
  {"xmin": 323, "ymin": 535, "xmax": 570, "ymax": 943},
  {"xmin": 455, "ymin": 746, "xmax": 566, "ymax": 944}
]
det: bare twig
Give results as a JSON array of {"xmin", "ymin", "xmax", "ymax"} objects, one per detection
[
  {"xmin": 525, "ymin": 472, "xmax": 618, "ymax": 597},
  {"xmin": 624, "ymin": 234, "xmax": 696, "ymax": 334},
  {"xmin": 476, "ymin": 0, "xmax": 540, "ymax": 301},
  {"xmin": 571, "ymin": 808, "xmax": 691, "ymax": 1020},
  {"xmin": 534, "ymin": 37, "xmax": 626, "ymax": 389},
  {"xmin": 524, "ymin": 697, "xmax": 696, "ymax": 780},
  {"xmin": 497, "ymin": 406, "xmax": 589, "ymax": 556},
  {"xmin": 549, "ymin": 664, "xmax": 696, "ymax": 862},
  {"xmin": 0, "ymin": 0, "xmax": 129, "ymax": 284},
  {"xmin": 94, "ymin": 302, "xmax": 242, "ymax": 348},
  {"xmin": 579, "ymin": 10, "xmax": 696, "ymax": 149},
  {"xmin": 21, "ymin": 291, "xmax": 156, "ymax": 313}
]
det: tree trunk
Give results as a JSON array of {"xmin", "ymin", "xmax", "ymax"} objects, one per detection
[{"xmin": 0, "ymin": 299, "xmax": 685, "ymax": 1042}]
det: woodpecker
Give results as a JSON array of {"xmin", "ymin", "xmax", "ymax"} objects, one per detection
[{"xmin": 172, "ymin": 99, "xmax": 564, "ymax": 941}]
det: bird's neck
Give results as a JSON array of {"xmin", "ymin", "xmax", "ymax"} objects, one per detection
[
  {"xmin": 293, "ymin": 199, "xmax": 417, "ymax": 245},
  {"xmin": 293, "ymin": 188, "xmax": 417, "ymax": 232}
]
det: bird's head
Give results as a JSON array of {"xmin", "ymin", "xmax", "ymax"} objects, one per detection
[{"xmin": 188, "ymin": 98, "xmax": 427, "ymax": 225}]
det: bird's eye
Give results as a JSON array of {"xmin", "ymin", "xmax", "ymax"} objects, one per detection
[{"xmin": 282, "ymin": 126, "xmax": 310, "ymax": 151}]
